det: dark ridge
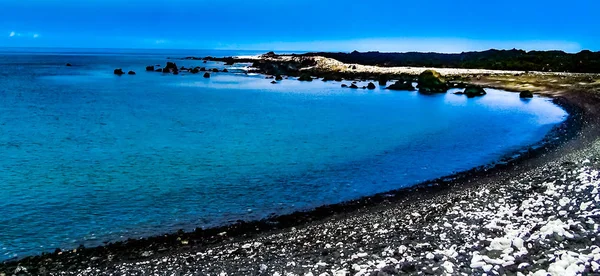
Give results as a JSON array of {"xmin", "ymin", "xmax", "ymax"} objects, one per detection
[{"xmin": 302, "ymin": 49, "xmax": 600, "ymax": 73}]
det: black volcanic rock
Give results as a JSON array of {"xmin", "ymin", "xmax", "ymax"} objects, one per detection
[
  {"xmin": 463, "ymin": 86, "xmax": 487, "ymax": 98},
  {"xmin": 367, "ymin": 82, "xmax": 376, "ymax": 90},
  {"xmin": 298, "ymin": 73, "xmax": 313, "ymax": 81},
  {"xmin": 520, "ymin": 90, "xmax": 534, "ymax": 98},
  {"xmin": 114, "ymin": 68, "xmax": 124, "ymax": 75},
  {"xmin": 212, "ymin": 68, "xmax": 219, "ymax": 72},
  {"xmin": 378, "ymin": 75, "xmax": 388, "ymax": 86},
  {"xmin": 146, "ymin": 65, "xmax": 154, "ymax": 71},
  {"xmin": 66, "ymin": 63, "xmax": 72, "ymax": 67},
  {"xmin": 203, "ymin": 72, "xmax": 210, "ymax": 78},
  {"xmin": 128, "ymin": 71, "xmax": 136, "ymax": 75},
  {"xmin": 386, "ymin": 80, "xmax": 415, "ymax": 91},
  {"xmin": 349, "ymin": 83, "xmax": 359, "ymax": 89},
  {"xmin": 341, "ymin": 84, "xmax": 348, "ymax": 88},
  {"xmin": 275, "ymin": 74, "xmax": 283, "ymax": 81}
]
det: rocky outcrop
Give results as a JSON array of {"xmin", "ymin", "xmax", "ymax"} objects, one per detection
[
  {"xmin": 275, "ymin": 75, "xmax": 283, "ymax": 81},
  {"xmin": 520, "ymin": 91, "xmax": 534, "ymax": 98},
  {"xmin": 367, "ymin": 82, "xmax": 376, "ymax": 90},
  {"xmin": 222, "ymin": 69, "xmax": 229, "ymax": 73},
  {"xmin": 128, "ymin": 71, "xmax": 136, "ymax": 75},
  {"xmin": 463, "ymin": 86, "xmax": 486, "ymax": 98},
  {"xmin": 271, "ymin": 81, "xmax": 277, "ymax": 84},
  {"xmin": 212, "ymin": 68, "xmax": 219, "ymax": 73},
  {"xmin": 349, "ymin": 83, "xmax": 359, "ymax": 89},
  {"xmin": 190, "ymin": 67, "xmax": 200, "ymax": 74},
  {"xmin": 386, "ymin": 80, "xmax": 415, "ymax": 91},
  {"xmin": 417, "ymin": 70, "xmax": 448, "ymax": 93},
  {"xmin": 163, "ymin": 62, "xmax": 179, "ymax": 74},
  {"xmin": 146, "ymin": 65, "xmax": 154, "ymax": 71},
  {"xmin": 203, "ymin": 73, "xmax": 210, "ymax": 78},
  {"xmin": 341, "ymin": 84, "xmax": 348, "ymax": 88},
  {"xmin": 114, "ymin": 68, "xmax": 124, "ymax": 75}
]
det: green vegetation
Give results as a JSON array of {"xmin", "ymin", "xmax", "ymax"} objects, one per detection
[{"xmin": 304, "ymin": 49, "xmax": 600, "ymax": 73}]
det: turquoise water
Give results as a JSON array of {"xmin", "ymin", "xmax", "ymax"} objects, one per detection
[{"xmin": 0, "ymin": 49, "xmax": 566, "ymax": 260}]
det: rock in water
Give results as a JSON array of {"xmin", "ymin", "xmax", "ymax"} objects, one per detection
[
  {"xmin": 378, "ymin": 75, "xmax": 388, "ymax": 86},
  {"xmin": 417, "ymin": 70, "xmax": 448, "ymax": 93},
  {"xmin": 349, "ymin": 83, "xmax": 359, "ymax": 89},
  {"xmin": 367, "ymin": 82, "xmax": 376, "ymax": 90},
  {"xmin": 114, "ymin": 68, "xmax": 124, "ymax": 75},
  {"xmin": 386, "ymin": 80, "xmax": 415, "ymax": 91},
  {"xmin": 66, "ymin": 63, "xmax": 72, "ymax": 67},
  {"xmin": 520, "ymin": 90, "xmax": 534, "ymax": 98},
  {"xmin": 298, "ymin": 73, "xmax": 313, "ymax": 81},
  {"xmin": 212, "ymin": 68, "xmax": 219, "ymax": 73},
  {"xmin": 341, "ymin": 84, "xmax": 348, "ymax": 88},
  {"xmin": 146, "ymin": 65, "xmax": 154, "ymax": 71},
  {"xmin": 190, "ymin": 67, "xmax": 200, "ymax": 74},
  {"xmin": 222, "ymin": 69, "xmax": 229, "ymax": 73},
  {"xmin": 128, "ymin": 71, "xmax": 136, "ymax": 75},
  {"xmin": 275, "ymin": 74, "xmax": 283, "ymax": 81},
  {"xmin": 203, "ymin": 72, "xmax": 210, "ymax": 78},
  {"xmin": 463, "ymin": 86, "xmax": 487, "ymax": 98},
  {"xmin": 200, "ymin": 67, "xmax": 206, "ymax": 71},
  {"xmin": 271, "ymin": 81, "xmax": 277, "ymax": 84},
  {"xmin": 163, "ymin": 62, "xmax": 178, "ymax": 74}
]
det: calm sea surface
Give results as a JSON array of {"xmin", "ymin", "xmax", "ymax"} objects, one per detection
[{"xmin": 0, "ymin": 48, "xmax": 567, "ymax": 260}]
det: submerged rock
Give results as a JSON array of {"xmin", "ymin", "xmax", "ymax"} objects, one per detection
[
  {"xmin": 146, "ymin": 65, "xmax": 154, "ymax": 71},
  {"xmin": 128, "ymin": 71, "xmax": 136, "ymax": 75},
  {"xmin": 386, "ymin": 80, "xmax": 415, "ymax": 91},
  {"xmin": 463, "ymin": 86, "xmax": 487, "ymax": 98},
  {"xmin": 367, "ymin": 82, "xmax": 376, "ymax": 90},
  {"xmin": 66, "ymin": 63, "xmax": 72, "ymax": 67},
  {"xmin": 114, "ymin": 68, "xmax": 124, "ymax": 75},
  {"xmin": 298, "ymin": 73, "xmax": 313, "ymax": 81},
  {"xmin": 203, "ymin": 72, "xmax": 210, "ymax": 78},
  {"xmin": 417, "ymin": 70, "xmax": 448, "ymax": 93},
  {"xmin": 520, "ymin": 90, "xmax": 534, "ymax": 98}
]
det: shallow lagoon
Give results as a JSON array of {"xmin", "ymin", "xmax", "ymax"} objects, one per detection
[{"xmin": 0, "ymin": 50, "xmax": 566, "ymax": 260}]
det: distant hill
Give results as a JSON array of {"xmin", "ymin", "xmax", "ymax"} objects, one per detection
[{"xmin": 302, "ymin": 49, "xmax": 600, "ymax": 73}]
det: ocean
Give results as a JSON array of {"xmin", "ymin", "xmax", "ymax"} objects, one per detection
[{"xmin": 0, "ymin": 48, "xmax": 567, "ymax": 260}]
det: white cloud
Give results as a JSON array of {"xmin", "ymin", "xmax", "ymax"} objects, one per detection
[
  {"xmin": 9, "ymin": 31, "xmax": 15, "ymax": 37},
  {"xmin": 33, "ymin": 34, "xmax": 39, "ymax": 38}
]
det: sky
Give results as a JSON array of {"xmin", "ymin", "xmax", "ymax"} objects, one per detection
[{"xmin": 0, "ymin": 0, "xmax": 598, "ymax": 53}]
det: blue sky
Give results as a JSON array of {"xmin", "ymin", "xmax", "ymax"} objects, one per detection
[{"xmin": 0, "ymin": 0, "xmax": 598, "ymax": 52}]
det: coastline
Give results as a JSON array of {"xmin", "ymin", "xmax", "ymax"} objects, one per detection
[{"xmin": 2, "ymin": 57, "xmax": 600, "ymax": 275}]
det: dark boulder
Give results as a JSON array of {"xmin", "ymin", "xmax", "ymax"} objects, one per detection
[
  {"xmin": 128, "ymin": 71, "xmax": 136, "ymax": 75},
  {"xmin": 275, "ymin": 74, "xmax": 283, "ymax": 81},
  {"xmin": 417, "ymin": 70, "xmax": 448, "ymax": 93},
  {"xmin": 351, "ymin": 65, "xmax": 357, "ymax": 70},
  {"xmin": 203, "ymin": 72, "xmax": 210, "ymax": 78},
  {"xmin": 520, "ymin": 90, "xmax": 534, "ymax": 98},
  {"xmin": 163, "ymin": 62, "xmax": 179, "ymax": 74},
  {"xmin": 367, "ymin": 82, "xmax": 376, "ymax": 90},
  {"xmin": 222, "ymin": 68, "xmax": 229, "ymax": 73},
  {"xmin": 146, "ymin": 65, "xmax": 154, "ymax": 71},
  {"xmin": 212, "ymin": 68, "xmax": 219, "ymax": 72},
  {"xmin": 114, "ymin": 68, "xmax": 124, "ymax": 75},
  {"xmin": 463, "ymin": 86, "xmax": 487, "ymax": 98},
  {"xmin": 386, "ymin": 80, "xmax": 415, "ymax": 91},
  {"xmin": 190, "ymin": 67, "xmax": 200, "ymax": 74},
  {"xmin": 378, "ymin": 75, "xmax": 388, "ymax": 86},
  {"xmin": 203, "ymin": 60, "xmax": 207, "ymax": 63},
  {"xmin": 298, "ymin": 73, "xmax": 313, "ymax": 81},
  {"xmin": 200, "ymin": 67, "xmax": 206, "ymax": 71},
  {"xmin": 66, "ymin": 63, "xmax": 72, "ymax": 67},
  {"xmin": 155, "ymin": 68, "xmax": 162, "ymax": 72},
  {"xmin": 349, "ymin": 83, "xmax": 359, "ymax": 89},
  {"xmin": 271, "ymin": 81, "xmax": 277, "ymax": 84},
  {"xmin": 341, "ymin": 84, "xmax": 348, "ymax": 88}
]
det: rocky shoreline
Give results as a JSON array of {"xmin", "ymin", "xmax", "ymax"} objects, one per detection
[{"xmin": 2, "ymin": 55, "xmax": 600, "ymax": 276}]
